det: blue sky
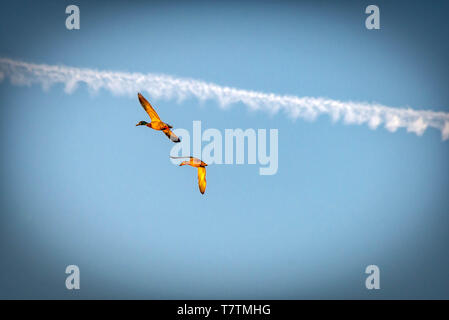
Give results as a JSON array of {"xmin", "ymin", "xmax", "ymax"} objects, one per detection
[{"xmin": 0, "ymin": 0, "xmax": 448, "ymax": 299}]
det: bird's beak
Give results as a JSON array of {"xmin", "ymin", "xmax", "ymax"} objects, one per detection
[{"xmin": 135, "ymin": 123, "xmax": 140, "ymax": 126}]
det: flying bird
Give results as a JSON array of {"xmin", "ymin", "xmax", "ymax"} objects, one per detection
[
  {"xmin": 135, "ymin": 93, "xmax": 180, "ymax": 143},
  {"xmin": 171, "ymin": 156, "xmax": 208, "ymax": 194}
]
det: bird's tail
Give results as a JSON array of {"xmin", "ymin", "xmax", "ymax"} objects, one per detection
[{"xmin": 163, "ymin": 129, "xmax": 181, "ymax": 143}]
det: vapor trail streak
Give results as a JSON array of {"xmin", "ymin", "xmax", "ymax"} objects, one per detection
[{"xmin": 1, "ymin": 57, "xmax": 448, "ymax": 140}]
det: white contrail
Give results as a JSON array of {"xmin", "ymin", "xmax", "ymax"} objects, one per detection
[{"xmin": 1, "ymin": 57, "xmax": 448, "ymax": 140}]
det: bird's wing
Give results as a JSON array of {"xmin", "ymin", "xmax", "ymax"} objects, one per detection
[
  {"xmin": 170, "ymin": 156, "xmax": 204, "ymax": 166},
  {"xmin": 163, "ymin": 128, "xmax": 181, "ymax": 143},
  {"xmin": 197, "ymin": 167, "xmax": 207, "ymax": 194},
  {"xmin": 138, "ymin": 93, "xmax": 161, "ymax": 121}
]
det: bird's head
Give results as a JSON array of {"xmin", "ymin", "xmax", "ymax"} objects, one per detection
[{"xmin": 136, "ymin": 121, "xmax": 148, "ymax": 126}]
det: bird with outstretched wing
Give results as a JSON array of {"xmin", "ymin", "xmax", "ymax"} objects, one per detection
[
  {"xmin": 135, "ymin": 93, "xmax": 180, "ymax": 143},
  {"xmin": 170, "ymin": 156, "xmax": 208, "ymax": 194}
]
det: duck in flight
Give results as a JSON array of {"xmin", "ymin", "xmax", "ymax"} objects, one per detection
[
  {"xmin": 136, "ymin": 93, "xmax": 180, "ymax": 143},
  {"xmin": 171, "ymin": 156, "xmax": 208, "ymax": 194}
]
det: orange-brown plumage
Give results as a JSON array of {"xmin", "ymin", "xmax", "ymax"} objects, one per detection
[
  {"xmin": 171, "ymin": 156, "xmax": 208, "ymax": 194},
  {"xmin": 136, "ymin": 93, "xmax": 180, "ymax": 143}
]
